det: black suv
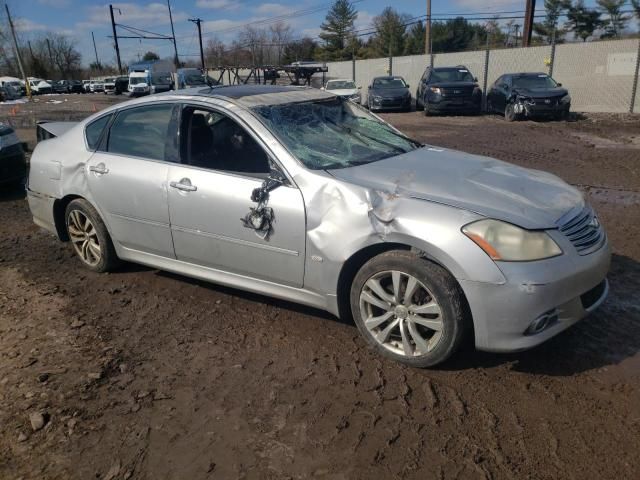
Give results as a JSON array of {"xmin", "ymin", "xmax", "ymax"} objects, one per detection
[{"xmin": 416, "ymin": 65, "xmax": 482, "ymax": 116}]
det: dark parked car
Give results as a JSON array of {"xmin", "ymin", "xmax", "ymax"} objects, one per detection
[
  {"xmin": 487, "ymin": 72, "xmax": 571, "ymax": 121},
  {"xmin": 416, "ymin": 66, "xmax": 482, "ymax": 116},
  {"xmin": 0, "ymin": 85, "xmax": 21, "ymax": 102},
  {"xmin": 51, "ymin": 80, "xmax": 70, "ymax": 94},
  {"xmin": 114, "ymin": 76, "xmax": 129, "ymax": 95},
  {"xmin": 69, "ymin": 80, "xmax": 85, "ymax": 93},
  {"xmin": 367, "ymin": 76, "xmax": 412, "ymax": 112},
  {"xmin": 0, "ymin": 124, "xmax": 27, "ymax": 186}
]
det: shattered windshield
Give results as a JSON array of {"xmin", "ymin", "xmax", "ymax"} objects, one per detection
[{"xmin": 252, "ymin": 98, "xmax": 421, "ymax": 170}]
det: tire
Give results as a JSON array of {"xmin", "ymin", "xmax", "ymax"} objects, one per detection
[
  {"xmin": 350, "ymin": 250, "xmax": 468, "ymax": 368},
  {"xmin": 65, "ymin": 199, "xmax": 120, "ymax": 273},
  {"xmin": 505, "ymin": 103, "xmax": 518, "ymax": 122}
]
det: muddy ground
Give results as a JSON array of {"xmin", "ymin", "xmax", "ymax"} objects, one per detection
[{"xmin": 1, "ymin": 94, "xmax": 639, "ymax": 479}]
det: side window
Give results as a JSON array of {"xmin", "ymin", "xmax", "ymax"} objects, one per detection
[
  {"xmin": 107, "ymin": 103, "xmax": 174, "ymax": 161},
  {"xmin": 85, "ymin": 114, "xmax": 112, "ymax": 150},
  {"xmin": 180, "ymin": 106, "xmax": 270, "ymax": 177}
]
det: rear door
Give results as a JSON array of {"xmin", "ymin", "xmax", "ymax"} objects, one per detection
[
  {"xmin": 86, "ymin": 102, "xmax": 179, "ymax": 258},
  {"xmin": 166, "ymin": 105, "xmax": 306, "ymax": 287}
]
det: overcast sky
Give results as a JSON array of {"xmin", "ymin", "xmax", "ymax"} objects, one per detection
[{"xmin": 3, "ymin": 0, "xmax": 609, "ymax": 67}]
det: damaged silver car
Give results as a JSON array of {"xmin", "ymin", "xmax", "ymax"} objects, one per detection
[{"xmin": 27, "ymin": 85, "xmax": 610, "ymax": 367}]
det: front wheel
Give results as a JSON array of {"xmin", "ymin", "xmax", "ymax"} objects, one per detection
[
  {"xmin": 350, "ymin": 250, "xmax": 468, "ymax": 367},
  {"xmin": 65, "ymin": 199, "xmax": 120, "ymax": 273}
]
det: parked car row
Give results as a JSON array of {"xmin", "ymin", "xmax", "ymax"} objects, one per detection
[{"xmin": 324, "ymin": 66, "xmax": 572, "ymax": 121}]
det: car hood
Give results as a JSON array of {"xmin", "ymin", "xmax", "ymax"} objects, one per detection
[
  {"xmin": 370, "ymin": 87, "xmax": 410, "ymax": 98},
  {"xmin": 328, "ymin": 88, "xmax": 358, "ymax": 96},
  {"xmin": 513, "ymin": 86, "xmax": 568, "ymax": 98},
  {"xmin": 326, "ymin": 147, "xmax": 583, "ymax": 229}
]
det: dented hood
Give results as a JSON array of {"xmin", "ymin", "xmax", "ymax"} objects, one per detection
[{"xmin": 326, "ymin": 147, "xmax": 583, "ymax": 229}]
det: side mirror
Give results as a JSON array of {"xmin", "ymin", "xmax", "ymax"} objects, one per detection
[
  {"xmin": 368, "ymin": 85, "xmax": 371, "ymax": 89},
  {"xmin": 406, "ymin": 84, "xmax": 410, "ymax": 89},
  {"xmin": 557, "ymin": 82, "xmax": 562, "ymax": 87},
  {"xmin": 474, "ymin": 76, "xmax": 478, "ymax": 82},
  {"xmin": 251, "ymin": 169, "xmax": 286, "ymax": 203},
  {"xmin": 358, "ymin": 86, "xmax": 362, "ymax": 90}
]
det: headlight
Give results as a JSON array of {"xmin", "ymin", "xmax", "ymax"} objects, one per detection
[
  {"xmin": 430, "ymin": 87, "xmax": 442, "ymax": 95},
  {"xmin": 462, "ymin": 219, "xmax": 562, "ymax": 261},
  {"xmin": 349, "ymin": 93, "xmax": 360, "ymax": 101},
  {"xmin": 561, "ymin": 94, "xmax": 571, "ymax": 104}
]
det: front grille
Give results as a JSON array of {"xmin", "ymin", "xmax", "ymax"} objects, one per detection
[
  {"xmin": 442, "ymin": 86, "xmax": 473, "ymax": 98},
  {"xmin": 529, "ymin": 97, "xmax": 559, "ymax": 106},
  {"xmin": 557, "ymin": 206, "xmax": 605, "ymax": 255}
]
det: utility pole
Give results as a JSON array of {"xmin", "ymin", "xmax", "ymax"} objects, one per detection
[
  {"xmin": 6, "ymin": 4, "xmax": 31, "ymax": 98},
  {"xmin": 189, "ymin": 18, "xmax": 205, "ymax": 70},
  {"xmin": 167, "ymin": 0, "xmax": 180, "ymax": 68},
  {"xmin": 425, "ymin": 0, "xmax": 431, "ymax": 55},
  {"xmin": 46, "ymin": 38, "xmax": 55, "ymax": 74},
  {"xmin": 522, "ymin": 0, "xmax": 536, "ymax": 48},
  {"xmin": 514, "ymin": 24, "xmax": 521, "ymax": 47},
  {"xmin": 92, "ymin": 32, "xmax": 101, "ymax": 72},
  {"xmin": 109, "ymin": 4, "xmax": 123, "ymax": 74}
]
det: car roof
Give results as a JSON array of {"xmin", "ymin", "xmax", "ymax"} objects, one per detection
[
  {"xmin": 156, "ymin": 84, "xmax": 335, "ymax": 107},
  {"xmin": 372, "ymin": 76, "xmax": 404, "ymax": 80},
  {"xmin": 509, "ymin": 72, "xmax": 548, "ymax": 77}
]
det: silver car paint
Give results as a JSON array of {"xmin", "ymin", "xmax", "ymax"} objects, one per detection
[{"xmin": 27, "ymin": 87, "xmax": 610, "ymax": 352}]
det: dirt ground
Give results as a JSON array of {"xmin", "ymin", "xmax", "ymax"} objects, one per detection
[{"xmin": 1, "ymin": 94, "xmax": 640, "ymax": 479}]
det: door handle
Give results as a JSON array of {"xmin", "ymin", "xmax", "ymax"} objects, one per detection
[
  {"xmin": 89, "ymin": 163, "xmax": 109, "ymax": 175},
  {"xmin": 169, "ymin": 178, "xmax": 197, "ymax": 192}
]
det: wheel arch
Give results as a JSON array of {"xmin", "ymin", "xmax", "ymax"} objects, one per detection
[{"xmin": 335, "ymin": 240, "xmax": 474, "ymax": 344}]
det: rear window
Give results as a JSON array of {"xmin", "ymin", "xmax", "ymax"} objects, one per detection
[
  {"xmin": 85, "ymin": 114, "xmax": 112, "ymax": 150},
  {"xmin": 106, "ymin": 104, "xmax": 174, "ymax": 160}
]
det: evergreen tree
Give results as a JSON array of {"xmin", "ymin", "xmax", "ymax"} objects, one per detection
[
  {"xmin": 404, "ymin": 21, "xmax": 425, "ymax": 55},
  {"xmin": 533, "ymin": 0, "xmax": 567, "ymax": 43},
  {"xmin": 319, "ymin": 0, "xmax": 358, "ymax": 60},
  {"xmin": 565, "ymin": 0, "xmax": 603, "ymax": 42},
  {"xmin": 596, "ymin": 0, "xmax": 629, "ymax": 38},
  {"xmin": 371, "ymin": 7, "xmax": 409, "ymax": 57}
]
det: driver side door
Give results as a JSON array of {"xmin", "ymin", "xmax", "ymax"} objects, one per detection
[{"xmin": 166, "ymin": 105, "xmax": 306, "ymax": 287}]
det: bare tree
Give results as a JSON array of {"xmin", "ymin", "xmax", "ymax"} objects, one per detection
[
  {"xmin": 269, "ymin": 21, "xmax": 292, "ymax": 65},
  {"xmin": 239, "ymin": 25, "xmax": 268, "ymax": 65},
  {"xmin": 205, "ymin": 37, "xmax": 226, "ymax": 67},
  {"xmin": 49, "ymin": 33, "xmax": 82, "ymax": 78}
]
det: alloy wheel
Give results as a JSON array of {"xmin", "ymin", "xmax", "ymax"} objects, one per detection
[
  {"xmin": 67, "ymin": 209, "xmax": 102, "ymax": 267},
  {"xmin": 359, "ymin": 270, "xmax": 444, "ymax": 357}
]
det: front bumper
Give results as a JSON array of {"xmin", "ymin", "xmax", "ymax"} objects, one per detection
[
  {"xmin": 369, "ymin": 96, "xmax": 411, "ymax": 111},
  {"xmin": 515, "ymin": 100, "xmax": 570, "ymax": 117},
  {"xmin": 428, "ymin": 96, "xmax": 481, "ymax": 113},
  {"xmin": 459, "ymin": 235, "xmax": 611, "ymax": 352}
]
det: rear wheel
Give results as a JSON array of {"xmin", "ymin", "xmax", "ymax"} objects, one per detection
[
  {"xmin": 350, "ymin": 250, "xmax": 468, "ymax": 367},
  {"xmin": 65, "ymin": 199, "xmax": 120, "ymax": 273}
]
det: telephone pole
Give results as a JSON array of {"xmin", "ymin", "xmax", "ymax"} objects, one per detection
[
  {"xmin": 92, "ymin": 32, "xmax": 101, "ymax": 72},
  {"xmin": 109, "ymin": 4, "xmax": 123, "ymax": 74},
  {"xmin": 167, "ymin": 0, "xmax": 180, "ymax": 68},
  {"xmin": 522, "ymin": 0, "xmax": 536, "ymax": 47},
  {"xmin": 425, "ymin": 0, "xmax": 431, "ymax": 55},
  {"xmin": 189, "ymin": 18, "xmax": 205, "ymax": 70},
  {"xmin": 5, "ymin": 4, "xmax": 31, "ymax": 98}
]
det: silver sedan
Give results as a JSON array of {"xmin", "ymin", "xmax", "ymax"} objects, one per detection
[{"xmin": 27, "ymin": 85, "xmax": 610, "ymax": 367}]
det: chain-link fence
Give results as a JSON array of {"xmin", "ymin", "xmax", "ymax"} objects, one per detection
[{"xmin": 323, "ymin": 38, "xmax": 640, "ymax": 114}]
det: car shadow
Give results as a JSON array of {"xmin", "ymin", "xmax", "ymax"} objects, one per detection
[
  {"xmin": 437, "ymin": 253, "xmax": 640, "ymax": 376},
  {"xmin": 113, "ymin": 249, "xmax": 638, "ymax": 376}
]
